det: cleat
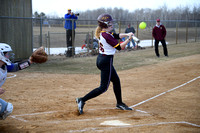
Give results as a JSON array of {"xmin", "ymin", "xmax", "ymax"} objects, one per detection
[
  {"xmin": 116, "ymin": 103, "xmax": 132, "ymax": 110},
  {"xmin": 76, "ymin": 98, "xmax": 85, "ymax": 115}
]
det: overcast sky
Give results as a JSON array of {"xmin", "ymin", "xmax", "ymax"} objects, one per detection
[{"xmin": 32, "ymin": 0, "xmax": 199, "ymax": 17}]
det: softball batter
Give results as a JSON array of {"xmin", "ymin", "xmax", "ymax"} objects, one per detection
[
  {"xmin": 76, "ymin": 13, "xmax": 134, "ymax": 115},
  {"xmin": 0, "ymin": 43, "xmax": 33, "ymax": 120}
]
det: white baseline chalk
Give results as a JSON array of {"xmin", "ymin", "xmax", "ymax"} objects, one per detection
[
  {"xmin": 10, "ymin": 116, "xmax": 28, "ymax": 122},
  {"xmin": 10, "ymin": 111, "xmax": 58, "ymax": 122},
  {"xmin": 7, "ymin": 73, "xmax": 17, "ymax": 78},
  {"xmin": 12, "ymin": 111, "xmax": 58, "ymax": 117},
  {"xmin": 130, "ymin": 76, "xmax": 200, "ymax": 108},
  {"xmin": 68, "ymin": 121, "xmax": 200, "ymax": 132}
]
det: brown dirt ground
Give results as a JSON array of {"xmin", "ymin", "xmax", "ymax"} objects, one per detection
[{"xmin": 0, "ymin": 54, "xmax": 200, "ymax": 133}]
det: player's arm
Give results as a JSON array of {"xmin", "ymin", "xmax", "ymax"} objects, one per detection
[
  {"xmin": 114, "ymin": 37, "xmax": 131, "ymax": 50},
  {"xmin": 70, "ymin": 14, "xmax": 78, "ymax": 19},
  {"xmin": 119, "ymin": 32, "xmax": 134, "ymax": 49},
  {"xmin": 112, "ymin": 33, "xmax": 120, "ymax": 39},
  {"xmin": 7, "ymin": 60, "xmax": 31, "ymax": 72},
  {"xmin": 110, "ymin": 32, "xmax": 134, "ymax": 50},
  {"xmin": 119, "ymin": 32, "xmax": 134, "ymax": 39},
  {"xmin": 114, "ymin": 43, "xmax": 121, "ymax": 51},
  {"xmin": 65, "ymin": 13, "xmax": 77, "ymax": 19},
  {"xmin": 112, "ymin": 32, "xmax": 134, "ymax": 40},
  {"xmin": 105, "ymin": 33, "xmax": 121, "ymax": 50}
]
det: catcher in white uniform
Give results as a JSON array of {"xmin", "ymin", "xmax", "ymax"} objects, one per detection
[
  {"xmin": 0, "ymin": 43, "xmax": 47, "ymax": 120},
  {"xmin": 0, "ymin": 43, "xmax": 34, "ymax": 120}
]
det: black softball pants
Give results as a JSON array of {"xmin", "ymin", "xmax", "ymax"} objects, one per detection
[
  {"xmin": 82, "ymin": 54, "xmax": 122, "ymax": 104},
  {"xmin": 154, "ymin": 39, "xmax": 168, "ymax": 57},
  {"xmin": 66, "ymin": 29, "xmax": 75, "ymax": 47}
]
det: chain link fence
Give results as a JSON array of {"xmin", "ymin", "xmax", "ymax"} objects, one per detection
[
  {"xmin": 33, "ymin": 18, "xmax": 200, "ymax": 54},
  {"xmin": 1, "ymin": 16, "xmax": 200, "ymax": 58}
]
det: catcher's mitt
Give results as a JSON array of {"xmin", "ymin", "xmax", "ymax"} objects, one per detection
[{"xmin": 30, "ymin": 47, "xmax": 48, "ymax": 63}]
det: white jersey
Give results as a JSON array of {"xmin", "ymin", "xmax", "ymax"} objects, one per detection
[
  {"xmin": 99, "ymin": 31, "xmax": 119, "ymax": 55},
  {"xmin": 0, "ymin": 66, "xmax": 7, "ymax": 87}
]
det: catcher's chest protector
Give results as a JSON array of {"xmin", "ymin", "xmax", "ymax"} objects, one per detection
[{"xmin": 0, "ymin": 66, "xmax": 7, "ymax": 87}]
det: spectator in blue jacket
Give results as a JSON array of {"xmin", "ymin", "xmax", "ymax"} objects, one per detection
[{"xmin": 64, "ymin": 9, "xmax": 78, "ymax": 57}]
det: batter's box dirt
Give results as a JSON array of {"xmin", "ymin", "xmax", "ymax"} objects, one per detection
[{"xmin": 11, "ymin": 108, "xmax": 150, "ymax": 124}]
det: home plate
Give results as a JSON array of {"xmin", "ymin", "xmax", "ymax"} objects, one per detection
[{"xmin": 100, "ymin": 120, "xmax": 131, "ymax": 126}]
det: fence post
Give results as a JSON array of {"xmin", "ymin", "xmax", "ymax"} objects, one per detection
[
  {"xmin": 48, "ymin": 31, "xmax": 50, "ymax": 55},
  {"xmin": 176, "ymin": 21, "xmax": 178, "ymax": 44},
  {"xmin": 151, "ymin": 21, "xmax": 154, "ymax": 47},
  {"xmin": 195, "ymin": 21, "xmax": 197, "ymax": 42},
  {"xmin": 136, "ymin": 21, "xmax": 139, "ymax": 38},
  {"xmin": 72, "ymin": 19, "xmax": 75, "ymax": 56},
  {"xmin": 91, "ymin": 31, "xmax": 94, "ymax": 49},
  {"xmin": 45, "ymin": 33, "xmax": 47, "ymax": 50},
  {"xmin": 87, "ymin": 32, "xmax": 89, "ymax": 54},
  {"xmin": 186, "ymin": 20, "xmax": 188, "ymax": 43},
  {"xmin": 40, "ymin": 17, "xmax": 43, "ymax": 47},
  {"xmin": 118, "ymin": 21, "xmax": 121, "ymax": 33}
]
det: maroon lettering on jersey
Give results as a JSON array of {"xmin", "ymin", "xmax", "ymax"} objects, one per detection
[{"xmin": 99, "ymin": 42, "xmax": 104, "ymax": 52}]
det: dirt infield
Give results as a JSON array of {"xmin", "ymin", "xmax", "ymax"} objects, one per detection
[{"xmin": 1, "ymin": 54, "xmax": 200, "ymax": 133}]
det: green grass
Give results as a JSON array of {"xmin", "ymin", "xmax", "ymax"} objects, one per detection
[{"xmin": 24, "ymin": 42, "xmax": 200, "ymax": 74}]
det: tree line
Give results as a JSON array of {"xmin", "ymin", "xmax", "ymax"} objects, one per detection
[
  {"xmin": 78, "ymin": 5, "xmax": 200, "ymax": 21},
  {"xmin": 33, "ymin": 5, "xmax": 200, "ymax": 28},
  {"xmin": 33, "ymin": 4, "xmax": 200, "ymax": 21}
]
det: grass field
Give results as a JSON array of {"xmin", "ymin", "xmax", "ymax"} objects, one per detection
[{"xmin": 24, "ymin": 42, "xmax": 200, "ymax": 74}]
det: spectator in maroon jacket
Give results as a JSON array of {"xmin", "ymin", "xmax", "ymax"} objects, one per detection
[{"xmin": 152, "ymin": 19, "xmax": 168, "ymax": 57}]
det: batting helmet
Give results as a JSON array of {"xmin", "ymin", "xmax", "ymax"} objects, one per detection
[{"xmin": 97, "ymin": 13, "xmax": 113, "ymax": 28}]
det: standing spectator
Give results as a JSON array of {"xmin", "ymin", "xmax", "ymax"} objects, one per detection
[
  {"xmin": 64, "ymin": 9, "xmax": 78, "ymax": 57},
  {"xmin": 152, "ymin": 19, "xmax": 168, "ymax": 57},
  {"xmin": 125, "ymin": 24, "xmax": 136, "ymax": 49}
]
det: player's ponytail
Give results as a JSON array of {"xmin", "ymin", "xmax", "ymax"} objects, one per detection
[{"xmin": 95, "ymin": 26, "xmax": 102, "ymax": 39}]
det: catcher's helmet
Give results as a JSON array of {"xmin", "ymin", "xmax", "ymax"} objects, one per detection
[
  {"xmin": 97, "ymin": 13, "xmax": 113, "ymax": 28},
  {"xmin": 0, "ymin": 43, "xmax": 12, "ymax": 65}
]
